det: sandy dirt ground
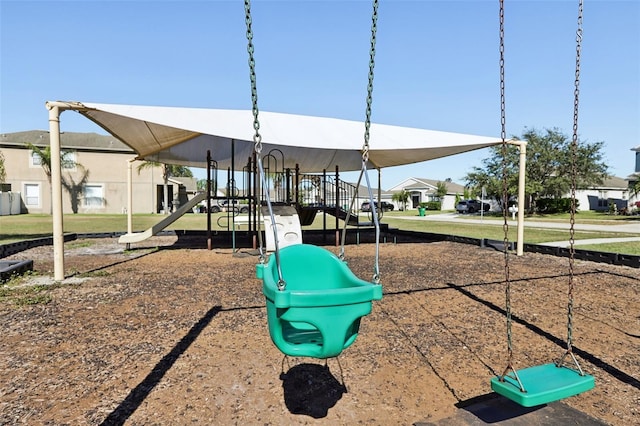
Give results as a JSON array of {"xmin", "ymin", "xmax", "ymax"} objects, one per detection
[{"xmin": 0, "ymin": 236, "xmax": 638, "ymax": 425}]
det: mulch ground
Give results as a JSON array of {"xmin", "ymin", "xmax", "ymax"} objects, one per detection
[{"xmin": 0, "ymin": 236, "xmax": 638, "ymax": 425}]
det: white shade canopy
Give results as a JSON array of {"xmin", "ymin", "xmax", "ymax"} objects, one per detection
[{"xmin": 59, "ymin": 101, "xmax": 504, "ymax": 172}]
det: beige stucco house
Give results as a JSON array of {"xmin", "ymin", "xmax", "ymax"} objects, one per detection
[{"xmin": 0, "ymin": 131, "xmax": 196, "ymax": 215}]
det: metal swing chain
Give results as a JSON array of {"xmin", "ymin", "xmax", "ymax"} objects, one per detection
[
  {"xmin": 339, "ymin": 0, "xmax": 381, "ymax": 284},
  {"xmin": 558, "ymin": 0, "xmax": 586, "ymax": 375},
  {"xmin": 362, "ymin": 0, "xmax": 379, "ymax": 163},
  {"xmin": 245, "ymin": 2, "xmax": 261, "ymax": 154},
  {"xmin": 499, "ymin": 0, "xmax": 512, "ymax": 360},
  {"xmin": 365, "ymin": 0, "xmax": 380, "ymax": 283},
  {"xmin": 245, "ymin": 0, "xmax": 285, "ymax": 289},
  {"xmin": 567, "ymin": 0, "xmax": 583, "ymax": 352},
  {"xmin": 497, "ymin": 0, "xmax": 525, "ymax": 393}
]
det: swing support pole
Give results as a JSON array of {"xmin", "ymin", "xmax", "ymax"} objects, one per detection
[{"xmin": 508, "ymin": 140, "xmax": 527, "ymax": 256}]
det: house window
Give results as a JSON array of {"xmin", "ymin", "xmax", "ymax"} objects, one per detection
[
  {"xmin": 83, "ymin": 184, "xmax": 104, "ymax": 207},
  {"xmin": 24, "ymin": 183, "xmax": 40, "ymax": 207},
  {"xmin": 30, "ymin": 151, "xmax": 43, "ymax": 167},
  {"xmin": 63, "ymin": 151, "xmax": 76, "ymax": 170},
  {"xmin": 598, "ymin": 191, "xmax": 608, "ymax": 208},
  {"xmin": 30, "ymin": 150, "xmax": 76, "ymax": 170}
]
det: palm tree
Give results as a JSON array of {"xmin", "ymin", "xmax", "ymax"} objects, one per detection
[
  {"xmin": 26, "ymin": 143, "xmax": 79, "ymax": 213},
  {"xmin": 392, "ymin": 189, "xmax": 410, "ymax": 211},
  {"xmin": 629, "ymin": 178, "xmax": 640, "ymax": 203},
  {"xmin": 0, "ymin": 151, "xmax": 6, "ymax": 183},
  {"xmin": 137, "ymin": 161, "xmax": 193, "ymax": 214},
  {"xmin": 435, "ymin": 181, "xmax": 447, "ymax": 199}
]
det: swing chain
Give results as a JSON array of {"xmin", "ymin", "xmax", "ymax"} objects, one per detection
[
  {"xmin": 245, "ymin": 0, "xmax": 264, "ymax": 265},
  {"xmin": 365, "ymin": 0, "xmax": 380, "ymax": 284},
  {"xmin": 245, "ymin": 0, "xmax": 284, "ymax": 288},
  {"xmin": 245, "ymin": 0, "xmax": 262, "ymax": 155},
  {"xmin": 567, "ymin": 0, "xmax": 583, "ymax": 352},
  {"xmin": 498, "ymin": 0, "xmax": 514, "ymax": 368},
  {"xmin": 362, "ymin": 0, "xmax": 379, "ymax": 163},
  {"xmin": 339, "ymin": 0, "xmax": 380, "ymax": 285}
]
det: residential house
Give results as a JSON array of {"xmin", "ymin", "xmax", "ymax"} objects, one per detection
[
  {"xmin": 0, "ymin": 131, "xmax": 196, "ymax": 215},
  {"xmin": 576, "ymin": 176, "xmax": 630, "ymax": 212},
  {"xmin": 627, "ymin": 145, "xmax": 639, "ymax": 209},
  {"xmin": 387, "ymin": 177, "xmax": 466, "ymax": 211}
]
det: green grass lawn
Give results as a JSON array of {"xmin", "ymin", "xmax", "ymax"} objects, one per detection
[{"xmin": 1, "ymin": 210, "xmax": 639, "ymax": 255}]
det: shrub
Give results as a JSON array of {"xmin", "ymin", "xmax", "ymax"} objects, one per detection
[
  {"xmin": 537, "ymin": 197, "xmax": 577, "ymax": 214},
  {"xmin": 421, "ymin": 201, "xmax": 441, "ymax": 210}
]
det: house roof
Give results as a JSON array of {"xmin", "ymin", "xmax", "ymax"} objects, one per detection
[
  {"xmin": 415, "ymin": 178, "xmax": 466, "ymax": 194},
  {"xmin": 396, "ymin": 177, "xmax": 465, "ymax": 194},
  {"xmin": 590, "ymin": 176, "xmax": 632, "ymax": 189},
  {"xmin": 169, "ymin": 176, "xmax": 198, "ymax": 192},
  {"xmin": 402, "ymin": 181, "xmax": 430, "ymax": 190},
  {"xmin": 351, "ymin": 183, "xmax": 395, "ymax": 198},
  {"xmin": 0, "ymin": 130, "xmax": 134, "ymax": 153}
]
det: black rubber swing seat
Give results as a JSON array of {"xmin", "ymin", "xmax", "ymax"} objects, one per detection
[{"xmin": 490, "ymin": 363, "xmax": 595, "ymax": 407}]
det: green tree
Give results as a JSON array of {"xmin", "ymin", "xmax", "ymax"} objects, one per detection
[
  {"xmin": 464, "ymin": 128, "xmax": 608, "ymax": 212},
  {"xmin": 435, "ymin": 181, "xmax": 447, "ymax": 199},
  {"xmin": 392, "ymin": 189, "xmax": 410, "ymax": 211},
  {"xmin": 137, "ymin": 161, "xmax": 193, "ymax": 214},
  {"xmin": 630, "ymin": 179, "xmax": 640, "ymax": 199}
]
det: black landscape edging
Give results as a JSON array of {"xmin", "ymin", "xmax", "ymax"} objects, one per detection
[{"xmin": 1, "ymin": 229, "xmax": 637, "ymax": 269}]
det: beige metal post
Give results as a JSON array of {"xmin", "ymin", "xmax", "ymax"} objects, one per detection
[
  {"xmin": 513, "ymin": 140, "xmax": 527, "ymax": 256},
  {"xmin": 127, "ymin": 158, "xmax": 134, "ymax": 234},
  {"xmin": 46, "ymin": 102, "xmax": 66, "ymax": 281}
]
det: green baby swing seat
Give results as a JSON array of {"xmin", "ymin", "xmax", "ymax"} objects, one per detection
[
  {"xmin": 257, "ymin": 244, "xmax": 383, "ymax": 359},
  {"xmin": 490, "ymin": 363, "xmax": 595, "ymax": 407}
]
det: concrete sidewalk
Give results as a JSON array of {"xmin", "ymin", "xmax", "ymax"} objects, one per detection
[
  {"xmin": 391, "ymin": 213, "xmax": 640, "ymax": 248},
  {"xmin": 393, "ymin": 212, "xmax": 640, "ymax": 233},
  {"xmin": 542, "ymin": 236, "xmax": 640, "ymax": 248}
]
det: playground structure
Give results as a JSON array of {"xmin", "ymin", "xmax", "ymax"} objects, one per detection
[
  {"xmin": 117, "ymin": 146, "xmax": 381, "ymax": 248},
  {"xmin": 199, "ymin": 146, "xmax": 385, "ymax": 250}
]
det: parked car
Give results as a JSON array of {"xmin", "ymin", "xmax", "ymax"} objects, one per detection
[
  {"xmin": 361, "ymin": 201, "xmax": 394, "ymax": 212},
  {"xmin": 200, "ymin": 200, "xmax": 250, "ymax": 214},
  {"xmin": 456, "ymin": 199, "xmax": 490, "ymax": 214},
  {"xmin": 221, "ymin": 200, "xmax": 250, "ymax": 213}
]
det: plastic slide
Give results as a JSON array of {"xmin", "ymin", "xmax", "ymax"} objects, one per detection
[{"xmin": 118, "ymin": 192, "xmax": 207, "ymax": 244}]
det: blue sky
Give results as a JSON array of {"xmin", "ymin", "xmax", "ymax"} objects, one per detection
[{"xmin": 1, "ymin": 0, "xmax": 638, "ymax": 189}]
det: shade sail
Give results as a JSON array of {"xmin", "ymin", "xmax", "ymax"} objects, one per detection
[{"xmin": 60, "ymin": 101, "xmax": 503, "ymax": 172}]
